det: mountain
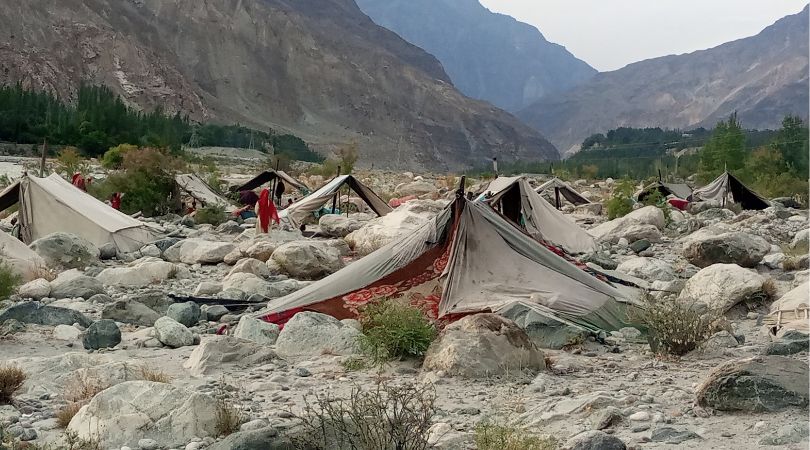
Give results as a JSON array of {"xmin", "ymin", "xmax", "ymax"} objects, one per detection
[
  {"xmin": 355, "ymin": 0, "xmax": 596, "ymax": 113},
  {"xmin": 0, "ymin": 0, "xmax": 559, "ymax": 171},
  {"xmin": 519, "ymin": 6, "xmax": 810, "ymax": 156}
]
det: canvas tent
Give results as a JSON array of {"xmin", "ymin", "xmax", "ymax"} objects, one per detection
[
  {"xmin": 536, "ymin": 178, "xmax": 590, "ymax": 208},
  {"xmin": 691, "ymin": 171, "xmax": 770, "ymax": 210},
  {"xmin": 175, "ymin": 174, "xmax": 235, "ymax": 211},
  {"xmin": 259, "ymin": 193, "xmax": 638, "ymax": 333},
  {"xmin": 637, "ymin": 181, "xmax": 692, "ymax": 202},
  {"xmin": 232, "ymin": 170, "xmax": 308, "ymax": 193},
  {"xmin": 0, "ymin": 174, "xmax": 157, "ymax": 253},
  {"xmin": 482, "ymin": 176, "xmax": 597, "ymax": 254},
  {"xmin": 280, "ymin": 175, "xmax": 392, "ymax": 228}
]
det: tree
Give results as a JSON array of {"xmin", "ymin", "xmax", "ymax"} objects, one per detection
[
  {"xmin": 773, "ymin": 115, "xmax": 809, "ymax": 176},
  {"xmin": 699, "ymin": 112, "xmax": 745, "ymax": 181}
]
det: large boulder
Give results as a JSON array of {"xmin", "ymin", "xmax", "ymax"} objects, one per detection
[
  {"xmin": 67, "ymin": 381, "xmax": 218, "ymax": 448},
  {"xmin": 790, "ymin": 229, "xmax": 809, "ymax": 250},
  {"xmin": 184, "ymin": 335, "xmax": 277, "ymax": 376},
  {"xmin": 394, "ymin": 180, "xmax": 437, "ymax": 197},
  {"xmin": 0, "ymin": 302, "xmax": 92, "ymax": 327},
  {"xmin": 682, "ymin": 230, "xmax": 770, "ymax": 268},
  {"xmin": 562, "ymin": 431, "xmax": 627, "ymax": 450},
  {"xmin": 227, "ymin": 258, "xmax": 272, "ymax": 278},
  {"xmin": 624, "ymin": 206, "xmax": 666, "ymax": 230},
  {"xmin": 616, "ymin": 257, "xmax": 676, "ymax": 282},
  {"xmin": 270, "ymin": 241, "xmax": 344, "ymax": 280},
  {"xmin": 29, "ymin": 232, "xmax": 99, "ymax": 269},
  {"xmin": 275, "ymin": 311, "xmax": 361, "ymax": 357},
  {"xmin": 345, "ymin": 200, "xmax": 446, "ymax": 255},
  {"xmin": 153, "ymin": 316, "xmax": 194, "ymax": 348},
  {"xmin": 17, "ymin": 279, "xmax": 51, "ymax": 300},
  {"xmin": 678, "ymin": 264, "xmax": 766, "ymax": 312},
  {"xmin": 589, "ymin": 220, "xmax": 661, "ymax": 245},
  {"xmin": 233, "ymin": 316, "xmax": 280, "ymax": 345},
  {"xmin": 318, "ymin": 215, "xmax": 364, "ymax": 238},
  {"xmin": 49, "ymin": 270, "xmax": 105, "ymax": 299},
  {"xmin": 243, "ymin": 240, "xmax": 277, "ymax": 262},
  {"xmin": 423, "ymin": 314, "xmax": 545, "ymax": 378},
  {"xmin": 82, "ymin": 319, "xmax": 121, "ymax": 350},
  {"xmin": 96, "ymin": 258, "xmax": 189, "ymax": 287},
  {"xmin": 696, "ymin": 356, "xmax": 808, "ymax": 411},
  {"xmin": 0, "ymin": 233, "xmax": 48, "ymax": 282},
  {"xmin": 222, "ymin": 273, "xmax": 290, "ymax": 299},
  {"xmin": 163, "ymin": 239, "xmax": 236, "ymax": 264},
  {"xmin": 101, "ymin": 300, "xmax": 160, "ymax": 327},
  {"xmin": 166, "ymin": 302, "xmax": 202, "ymax": 327}
]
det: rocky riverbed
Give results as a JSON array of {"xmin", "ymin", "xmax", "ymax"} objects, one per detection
[{"xmin": 0, "ymin": 172, "xmax": 807, "ymax": 450}]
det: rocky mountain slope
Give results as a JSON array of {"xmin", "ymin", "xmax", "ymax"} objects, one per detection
[
  {"xmin": 519, "ymin": 6, "xmax": 810, "ymax": 155},
  {"xmin": 356, "ymin": 0, "xmax": 596, "ymax": 113},
  {"xmin": 0, "ymin": 0, "xmax": 559, "ymax": 170}
]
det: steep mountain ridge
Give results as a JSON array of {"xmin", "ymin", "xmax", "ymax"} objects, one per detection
[
  {"xmin": 519, "ymin": 6, "xmax": 809, "ymax": 155},
  {"xmin": 0, "ymin": 0, "xmax": 559, "ymax": 170},
  {"xmin": 356, "ymin": 0, "xmax": 597, "ymax": 112}
]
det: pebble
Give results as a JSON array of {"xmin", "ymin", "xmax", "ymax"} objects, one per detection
[
  {"xmin": 138, "ymin": 438, "xmax": 159, "ymax": 450},
  {"xmin": 628, "ymin": 411, "xmax": 650, "ymax": 421},
  {"xmin": 294, "ymin": 367, "xmax": 312, "ymax": 377}
]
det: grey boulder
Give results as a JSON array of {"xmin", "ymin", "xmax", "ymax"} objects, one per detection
[
  {"xmin": 0, "ymin": 302, "xmax": 92, "ymax": 327},
  {"xmin": 83, "ymin": 319, "xmax": 122, "ymax": 350}
]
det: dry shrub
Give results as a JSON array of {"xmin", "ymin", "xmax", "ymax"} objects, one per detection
[
  {"xmin": 63, "ymin": 375, "xmax": 108, "ymax": 404},
  {"xmin": 633, "ymin": 294, "xmax": 722, "ymax": 356},
  {"xmin": 214, "ymin": 379, "xmax": 245, "ymax": 437},
  {"xmin": 0, "ymin": 262, "xmax": 20, "ymax": 300},
  {"xmin": 759, "ymin": 278, "xmax": 778, "ymax": 302},
  {"xmin": 63, "ymin": 429, "xmax": 102, "ymax": 450},
  {"xmin": 56, "ymin": 402, "xmax": 84, "ymax": 428},
  {"xmin": 475, "ymin": 421, "xmax": 558, "ymax": 450},
  {"xmin": 783, "ymin": 256, "xmax": 809, "ymax": 271},
  {"xmin": 0, "ymin": 365, "xmax": 26, "ymax": 404},
  {"xmin": 292, "ymin": 381, "xmax": 436, "ymax": 450},
  {"xmin": 139, "ymin": 367, "xmax": 171, "ymax": 383}
]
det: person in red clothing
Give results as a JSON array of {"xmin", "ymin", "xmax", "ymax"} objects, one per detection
[
  {"xmin": 110, "ymin": 192, "xmax": 122, "ymax": 210},
  {"xmin": 256, "ymin": 188, "xmax": 280, "ymax": 235},
  {"xmin": 71, "ymin": 173, "xmax": 87, "ymax": 191}
]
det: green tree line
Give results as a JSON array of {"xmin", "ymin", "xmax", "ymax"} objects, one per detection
[{"xmin": 0, "ymin": 83, "xmax": 323, "ymax": 162}]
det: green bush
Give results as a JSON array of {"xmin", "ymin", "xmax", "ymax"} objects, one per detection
[
  {"xmin": 195, "ymin": 204, "xmax": 228, "ymax": 226},
  {"xmin": 605, "ymin": 179, "xmax": 635, "ymax": 219},
  {"xmin": 101, "ymin": 144, "xmax": 137, "ymax": 170},
  {"xmin": 475, "ymin": 422, "xmax": 558, "ymax": 450},
  {"xmin": 0, "ymin": 262, "xmax": 19, "ymax": 300},
  {"xmin": 357, "ymin": 299, "xmax": 437, "ymax": 366},
  {"xmin": 640, "ymin": 189, "xmax": 672, "ymax": 224}
]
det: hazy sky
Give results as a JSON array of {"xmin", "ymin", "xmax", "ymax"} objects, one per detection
[{"xmin": 479, "ymin": 0, "xmax": 808, "ymax": 71}]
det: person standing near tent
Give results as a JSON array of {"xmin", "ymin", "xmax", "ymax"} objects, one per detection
[
  {"xmin": 234, "ymin": 190, "xmax": 259, "ymax": 219},
  {"xmin": 255, "ymin": 188, "xmax": 280, "ymax": 235},
  {"xmin": 274, "ymin": 181, "xmax": 285, "ymax": 205},
  {"xmin": 109, "ymin": 192, "xmax": 123, "ymax": 210},
  {"xmin": 71, "ymin": 172, "xmax": 87, "ymax": 191}
]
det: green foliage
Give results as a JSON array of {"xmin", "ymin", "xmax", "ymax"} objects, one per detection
[
  {"xmin": 0, "ymin": 262, "xmax": 20, "ymax": 300},
  {"xmin": 772, "ymin": 115, "xmax": 809, "ymax": 176},
  {"xmin": 272, "ymin": 134, "xmax": 324, "ymax": 163},
  {"xmin": 357, "ymin": 299, "xmax": 437, "ymax": 366},
  {"xmin": 55, "ymin": 147, "xmax": 90, "ymax": 179},
  {"xmin": 699, "ymin": 112, "xmax": 745, "ymax": 181},
  {"xmin": 605, "ymin": 179, "xmax": 635, "ymax": 220},
  {"xmin": 195, "ymin": 204, "xmax": 228, "ymax": 226},
  {"xmin": 337, "ymin": 142, "xmax": 358, "ymax": 174},
  {"xmin": 91, "ymin": 147, "xmax": 182, "ymax": 216},
  {"xmin": 640, "ymin": 189, "xmax": 671, "ymax": 224},
  {"xmin": 475, "ymin": 422, "xmax": 558, "ymax": 450},
  {"xmin": 101, "ymin": 144, "xmax": 137, "ymax": 169},
  {"xmin": 0, "ymin": 83, "xmax": 189, "ymax": 156}
]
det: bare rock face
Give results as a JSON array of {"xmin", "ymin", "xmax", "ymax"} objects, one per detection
[
  {"xmin": 696, "ymin": 356, "xmax": 809, "ymax": 412},
  {"xmin": 0, "ymin": 0, "xmax": 559, "ymax": 171},
  {"xmin": 423, "ymin": 314, "xmax": 545, "ymax": 378}
]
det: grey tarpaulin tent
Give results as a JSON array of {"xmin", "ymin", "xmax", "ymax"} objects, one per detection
[
  {"xmin": 483, "ymin": 176, "xmax": 597, "ymax": 254},
  {"xmin": 280, "ymin": 175, "xmax": 392, "ymax": 228},
  {"xmin": 0, "ymin": 174, "xmax": 157, "ymax": 253},
  {"xmin": 638, "ymin": 181, "xmax": 692, "ymax": 202},
  {"xmin": 258, "ymin": 193, "xmax": 638, "ymax": 333},
  {"xmin": 175, "ymin": 174, "xmax": 236, "ymax": 212},
  {"xmin": 233, "ymin": 170, "xmax": 308, "ymax": 193},
  {"xmin": 691, "ymin": 171, "xmax": 770, "ymax": 210},
  {"xmin": 536, "ymin": 178, "xmax": 591, "ymax": 208}
]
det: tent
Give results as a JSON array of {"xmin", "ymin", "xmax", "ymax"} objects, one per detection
[
  {"xmin": 482, "ymin": 176, "xmax": 597, "ymax": 254},
  {"xmin": 536, "ymin": 178, "xmax": 590, "ymax": 208},
  {"xmin": 0, "ymin": 174, "xmax": 157, "ymax": 253},
  {"xmin": 175, "ymin": 174, "xmax": 235, "ymax": 211},
  {"xmin": 0, "ymin": 231, "xmax": 46, "ymax": 282},
  {"xmin": 691, "ymin": 171, "xmax": 770, "ymax": 210},
  {"xmin": 280, "ymin": 175, "xmax": 392, "ymax": 228},
  {"xmin": 232, "ymin": 170, "xmax": 308, "ymax": 194},
  {"xmin": 259, "ymin": 192, "xmax": 638, "ymax": 333},
  {"xmin": 637, "ymin": 181, "xmax": 692, "ymax": 202}
]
